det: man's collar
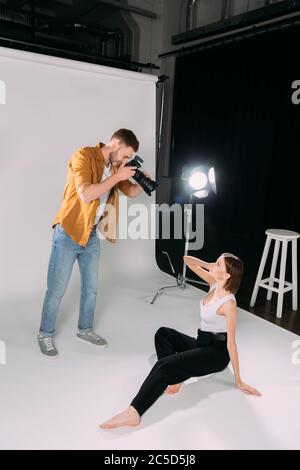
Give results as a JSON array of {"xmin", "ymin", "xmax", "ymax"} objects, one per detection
[
  {"xmin": 96, "ymin": 141, "xmax": 114, "ymax": 169},
  {"xmin": 95, "ymin": 141, "xmax": 107, "ymax": 163}
]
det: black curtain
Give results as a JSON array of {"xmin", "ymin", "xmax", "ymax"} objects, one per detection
[{"xmin": 157, "ymin": 25, "xmax": 300, "ymax": 306}]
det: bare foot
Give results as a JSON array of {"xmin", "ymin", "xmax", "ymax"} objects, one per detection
[
  {"xmin": 99, "ymin": 406, "xmax": 141, "ymax": 429},
  {"xmin": 165, "ymin": 383, "xmax": 182, "ymax": 395}
]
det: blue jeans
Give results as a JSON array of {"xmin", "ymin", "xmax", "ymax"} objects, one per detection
[{"xmin": 39, "ymin": 224, "xmax": 100, "ymax": 336}]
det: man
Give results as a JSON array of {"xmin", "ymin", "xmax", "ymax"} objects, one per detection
[{"xmin": 38, "ymin": 129, "xmax": 147, "ymax": 358}]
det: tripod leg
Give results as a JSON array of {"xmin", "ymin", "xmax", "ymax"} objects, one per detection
[{"xmin": 150, "ymin": 285, "xmax": 181, "ymax": 304}]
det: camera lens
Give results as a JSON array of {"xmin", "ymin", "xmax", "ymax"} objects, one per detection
[
  {"xmin": 125, "ymin": 156, "xmax": 158, "ymax": 196},
  {"xmin": 132, "ymin": 170, "xmax": 158, "ymax": 196}
]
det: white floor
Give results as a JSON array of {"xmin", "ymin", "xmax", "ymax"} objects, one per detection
[{"xmin": 0, "ymin": 269, "xmax": 299, "ymax": 450}]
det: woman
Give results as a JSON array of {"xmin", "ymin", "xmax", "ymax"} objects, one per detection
[{"xmin": 100, "ymin": 253, "xmax": 262, "ymax": 429}]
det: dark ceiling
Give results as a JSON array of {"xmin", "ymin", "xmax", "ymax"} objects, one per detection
[{"xmin": 0, "ymin": 0, "xmax": 158, "ymax": 71}]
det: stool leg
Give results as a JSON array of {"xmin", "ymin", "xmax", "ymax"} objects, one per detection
[
  {"xmin": 267, "ymin": 240, "xmax": 280, "ymax": 301},
  {"xmin": 250, "ymin": 236, "xmax": 271, "ymax": 307},
  {"xmin": 277, "ymin": 240, "xmax": 288, "ymax": 319},
  {"xmin": 292, "ymin": 239, "xmax": 298, "ymax": 311}
]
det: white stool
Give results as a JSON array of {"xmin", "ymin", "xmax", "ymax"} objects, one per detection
[{"xmin": 250, "ymin": 229, "xmax": 299, "ymax": 318}]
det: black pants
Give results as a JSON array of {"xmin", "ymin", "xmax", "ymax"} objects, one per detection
[{"xmin": 130, "ymin": 327, "xmax": 230, "ymax": 416}]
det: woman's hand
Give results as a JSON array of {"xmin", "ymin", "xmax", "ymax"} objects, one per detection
[{"xmin": 236, "ymin": 380, "xmax": 262, "ymax": 396}]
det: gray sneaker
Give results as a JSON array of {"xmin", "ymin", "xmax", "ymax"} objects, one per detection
[
  {"xmin": 37, "ymin": 334, "xmax": 58, "ymax": 359},
  {"xmin": 77, "ymin": 331, "xmax": 108, "ymax": 348}
]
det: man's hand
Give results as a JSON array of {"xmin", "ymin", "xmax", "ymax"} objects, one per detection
[
  {"xmin": 118, "ymin": 167, "xmax": 153, "ymax": 197},
  {"xmin": 116, "ymin": 159, "xmax": 137, "ymax": 182}
]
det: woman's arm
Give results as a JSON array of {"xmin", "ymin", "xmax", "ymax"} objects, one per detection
[
  {"xmin": 222, "ymin": 300, "xmax": 262, "ymax": 396},
  {"xmin": 183, "ymin": 256, "xmax": 215, "ymax": 285}
]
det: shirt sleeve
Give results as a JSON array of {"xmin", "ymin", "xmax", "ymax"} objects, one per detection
[
  {"xmin": 70, "ymin": 148, "xmax": 93, "ymax": 198},
  {"xmin": 117, "ymin": 180, "xmax": 133, "ymax": 196}
]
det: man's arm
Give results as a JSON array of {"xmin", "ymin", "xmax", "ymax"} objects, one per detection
[
  {"xmin": 118, "ymin": 180, "xmax": 142, "ymax": 197},
  {"xmin": 71, "ymin": 148, "xmax": 93, "ymax": 201},
  {"xmin": 82, "ymin": 167, "xmax": 137, "ymax": 204},
  {"xmin": 71, "ymin": 150, "xmax": 137, "ymax": 204},
  {"xmin": 81, "ymin": 174, "xmax": 121, "ymax": 204},
  {"xmin": 118, "ymin": 180, "xmax": 143, "ymax": 198},
  {"xmin": 118, "ymin": 171, "xmax": 151, "ymax": 198}
]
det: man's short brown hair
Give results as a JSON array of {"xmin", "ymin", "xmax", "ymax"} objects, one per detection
[{"xmin": 111, "ymin": 129, "xmax": 139, "ymax": 152}]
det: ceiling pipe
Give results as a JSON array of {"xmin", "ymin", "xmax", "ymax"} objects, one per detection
[
  {"xmin": 221, "ymin": 0, "xmax": 235, "ymax": 20},
  {"xmin": 94, "ymin": 0, "xmax": 156, "ymax": 19},
  {"xmin": 41, "ymin": 22, "xmax": 125, "ymax": 59},
  {"xmin": 186, "ymin": 0, "xmax": 201, "ymax": 32}
]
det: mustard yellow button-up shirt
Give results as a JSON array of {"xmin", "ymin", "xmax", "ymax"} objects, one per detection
[{"xmin": 52, "ymin": 142, "xmax": 131, "ymax": 247}]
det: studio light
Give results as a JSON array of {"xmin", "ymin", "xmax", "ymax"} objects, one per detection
[
  {"xmin": 183, "ymin": 165, "xmax": 217, "ymax": 198},
  {"xmin": 151, "ymin": 163, "xmax": 217, "ymax": 304},
  {"xmin": 208, "ymin": 167, "xmax": 217, "ymax": 194},
  {"xmin": 189, "ymin": 171, "xmax": 208, "ymax": 191}
]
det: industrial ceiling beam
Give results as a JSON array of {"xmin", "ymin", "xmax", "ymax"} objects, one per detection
[
  {"xmin": 172, "ymin": 0, "xmax": 300, "ymax": 45},
  {"xmin": 94, "ymin": 0, "xmax": 156, "ymax": 19},
  {"xmin": 5, "ymin": 0, "xmax": 73, "ymax": 5}
]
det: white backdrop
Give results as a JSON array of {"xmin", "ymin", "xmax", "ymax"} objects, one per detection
[{"xmin": 0, "ymin": 46, "xmax": 158, "ymax": 306}]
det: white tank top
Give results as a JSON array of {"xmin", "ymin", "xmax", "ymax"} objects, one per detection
[{"xmin": 199, "ymin": 283, "xmax": 236, "ymax": 333}]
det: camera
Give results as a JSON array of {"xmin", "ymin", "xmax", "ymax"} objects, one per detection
[{"xmin": 125, "ymin": 155, "xmax": 158, "ymax": 196}]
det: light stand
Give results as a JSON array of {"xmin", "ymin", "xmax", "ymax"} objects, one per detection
[
  {"xmin": 151, "ymin": 165, "xmax": 216, "ymax": 304},
  {"xmin": 156, "ymin": 75, "xmax": 169, "ymax": 170}
]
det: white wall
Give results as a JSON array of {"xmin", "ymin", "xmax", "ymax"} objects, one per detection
[{"xmin": 0, "ymin": 47, "xmax": 157, "ymax": 308}]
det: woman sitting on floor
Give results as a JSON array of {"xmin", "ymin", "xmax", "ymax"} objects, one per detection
[{"xmin": 100, "ymin": 253, "xmax": 262, "ymax": 429}]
